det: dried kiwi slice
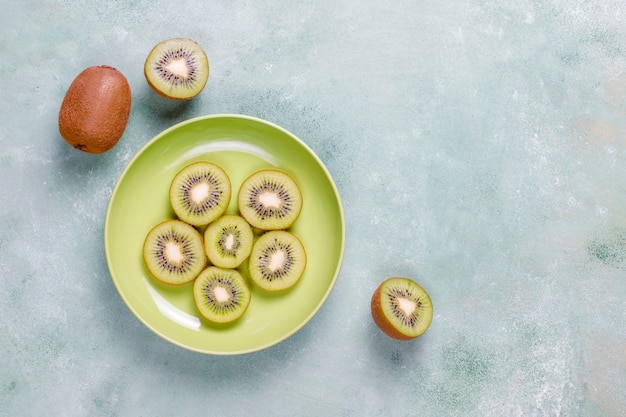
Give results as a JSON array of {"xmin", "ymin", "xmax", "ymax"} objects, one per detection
[
  {"xmin": 144, "ymin": 38, "xmax": 209, "ymax": 100},
  {"xmin": 143, "ymin": 220, "xmax": 206, "ymax": 285},
  {"xmin": 169, "ymin": 161, "xmax": 231, "ymax": 227},
  {"xmin": 370, "ymin": 277, "xmax": 433, "ymax": 340},
  {"xmin": 204, "ymin": 214, "xmax": 254, "ymax": 269},
  {"xmin": 193, "ymin": 267, "xmax": 251, "ymax": 324},
  {"xmin": 248, "ymin": 230, "xmax": 306, "ymax": 292}
]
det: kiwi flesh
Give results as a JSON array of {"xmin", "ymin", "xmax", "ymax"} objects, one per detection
[
  {"xmin": 238, "ymin": 169, "xmax": 303, "ymax": 230},
  {"xmin": 144, "ymin": 38, "xmax": 209, "ymax": 100},
  {"xmin": 370, "ymin": 277, "xmax": 433, "ymax": 340},
  {"xmin": 143, "ymin": 220, "xmax": 206, "ymax": 285},
  {"xmin": 248, "ymin": 230, "xmax": 306, "ymax": 292},
  {"xmin": 169, "ymin": 161, "xmax": 231, "ymax": 227},
  {"xmin": 204, "ymin": 214, "xmax": 254, "ymax": 269},
  {"xmin": 193, "ymin": 267, "xmax": 251, "ymax": 324}
]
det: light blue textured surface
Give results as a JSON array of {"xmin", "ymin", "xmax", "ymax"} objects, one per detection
[{"xmin": 1, "ymin": 1, "xmax": 625, "ymax": 416}]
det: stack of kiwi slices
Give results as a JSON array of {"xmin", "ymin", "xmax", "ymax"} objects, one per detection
[{"xmin": 142, "ymin": 161, "xmax": 306, "ymax": 325}]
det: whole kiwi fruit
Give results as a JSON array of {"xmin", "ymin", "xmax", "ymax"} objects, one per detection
[
  {"xmin": 58, "ymin": 65, "xmax": 131, "ymax": 154},
  {"xmin": 371, "ymin": 277, "xmax": 433, "ymax": 340}
]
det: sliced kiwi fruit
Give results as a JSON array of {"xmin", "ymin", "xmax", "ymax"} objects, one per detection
[
  {"xmin": 169, "ymin": 161, "xmax": 231, "ymax": 227},
  {"xmin": 238, "ymin": 169, "xmax": 303, "ymax": 230},
  {"xmin": 248, "ymin": 230, "xmax": 306, "ymax": 292},
  {"xmin": 144, "ymin": 38, "xmax": 209, "ymax": 100},
  {"xmin": 143, "ymin": 220, "xmax": 206, "ymax": 285},
  {"xmin": 193, "ymin": 266, "xmax": 251, "ymax": 324},
  {"xmin": 370, "ymin": 277, "xmax": 433, "ymax": 340},
  {"xmin": 203, "ymin": 214, "xmax": 254, "ymax": 269}
]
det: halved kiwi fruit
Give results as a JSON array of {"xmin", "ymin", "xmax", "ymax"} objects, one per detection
[
  {"xmin": 370, "ymin": 277, "xmax": 433, "ymax": 340},
  {"xmin": 248, "ymin": 230, "xmax": 306, "ymax": 292},
  {"xmin": 143, "ymin": 220, "xmax": 206, "ymax": 285},
  {"xmin": 204, "ymin": 214, "xmax": 254, "ymax": 269},
  {"xmin": 144, "ymin": 38, "xmax": 209, "ymax": 100},
  {"xmin": 169, "ymin": 161, "xmax": 231, "ymax": 227},
  {"xmin": 193, "ymin": 266, "xmax": 251, "ymax": 324},
  {"xmin": 237, "ymin": 169, "xmax": 303, "ymax": 230}
]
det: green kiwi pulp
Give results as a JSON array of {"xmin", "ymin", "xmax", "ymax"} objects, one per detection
[
  {"xmin": 144, "ymin": 38, "xmax": 209, "ymax": 100},
  {"xmin": 204, "ymin": 214, "xmax": 254, "ymax": 269},
  {"xmin": 237, "ymin": 169, "xmax": 303, "ymax": 230},
  {"xmin": 193, "ymin": 267, "xmax": 251, "ymax": 324},
  {"xmin": 370, "ymin": 277, "xmax": 433, "ymax": 340},
  {"xmin": 143, "ymin": 220, "xmax": 206, "ymax": 285},
  {"xmin": 248, "ymin": 230, "xmax": 306, "ymax": 292},
  {"xmin": 169, "ymin": 161, "xmax": 231, "ymax": 227}
]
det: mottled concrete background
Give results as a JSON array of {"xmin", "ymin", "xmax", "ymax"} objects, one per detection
[{"xmin": 1, "ymin": 1, "xmax": 625, "ymax": 416}]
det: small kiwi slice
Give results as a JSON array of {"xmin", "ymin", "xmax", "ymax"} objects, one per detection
[
  {"xmin": 370, "ymin": 277, "xmax": 433, "ymax": 340},
  {"xmin": 143, "ymin": 220, "xmax": 206, "ymax": 285},
  {"xmin": 203, "ymin": 214, "xmax": 254, "ymax": 269},
  {"xmin": 248, "ymin": 230, "xmax": 306, "ymax": 292},
  {"xmin": 169, "ymin": 161, "xmax": 231, "ymax": 227},
  {"xmin": 193, "ymin": 266, "xmax": 251, "ymax": 324},
  {"xmin": 238, "ymin": 169, "xmax": 303, "ymax": 230},
  {"xmin": 144, "ymin": 38, "xmax": 209, "ymax": 100}
]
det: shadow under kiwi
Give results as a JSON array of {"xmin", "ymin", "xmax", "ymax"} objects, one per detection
[
  {"xmin": 140, "ymin": 85, "xmax": 198, "ymax": 121},
  {"xmin": 367, "ymin": 314, "xmax": 431, "ymax": 370},
  {"xmin": 196, "ymin": 315, "xmax": 245, "ymax": 331}
]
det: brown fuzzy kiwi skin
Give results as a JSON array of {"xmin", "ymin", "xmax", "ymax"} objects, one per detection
[
  {"xmin": 58, "ymin": 65, "xmax": 131, "ymax": 154},
  {"xmin": 370, "ymin": 281, "xmax": 416, "ymax": 341}
]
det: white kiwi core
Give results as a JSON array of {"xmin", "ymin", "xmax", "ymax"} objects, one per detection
[
  {"xmin": 191, "ymin": 183, "xmax": 210, "ymax": 203},
  {"xmin": 397, "ymin": 297, "xmax": 417, "ymax": 317},
  {"xmin": 164, "ymin": 242, "xmax": 184, "ymax": 263},
  {"xmin": 213, "ymin": 286, "xmax": 230, "ymax": 303},
  {"xmin": 259, "ymin": 192, "xmax": 281, "ymax": 208},
  {"xmin": 166, "ymin": 58, "xmax": 190, "ymax": 78},
  {"xmin": 224, "ymin": 234, "xmax": 235, "ymax": 250},
  {"xmin": 268, "ymin": 250, "xmax": 286, "ymax": 271}
]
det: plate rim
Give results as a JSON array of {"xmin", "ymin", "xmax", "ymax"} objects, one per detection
[{"xmin": 103, "ymin": 113, "xmax": 346, "ymax": 355}]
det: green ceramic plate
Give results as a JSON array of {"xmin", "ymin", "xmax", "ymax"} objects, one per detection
[{"xmin": 104, "ymin": 114, "xmax": 345, "ymax": 355}]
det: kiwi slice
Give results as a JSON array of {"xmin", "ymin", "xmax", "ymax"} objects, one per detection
[
  {"xmin": 169, "ymin": 161, "xmax": 231, "ymax": 227},
  {"xmin": 203, "ymin": 214, "xmax": 254, "ymax": 269},
  {"xmin": 144, "ymin": 38, "xmax": 209, "ymax": 100},
  {"xmin": 238, "ymin": 169, "xmax": 303, "ymax": 230},
  {"xmin": 248, "ymin": 230, "xmax": 306, "ymax": 292},
  {"xmin": 143, "ymin": 220, "xmax": 206, "ymax": 285},
  {"xmin": 370, "ymin": 277, "xmax": 433, "ymax": 340},
  {"xmin": 193, "ymin": 267, "xmax": 251, "ymax": 324}
]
